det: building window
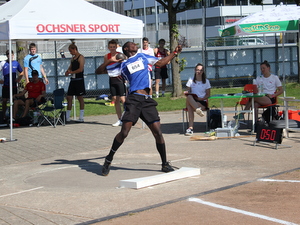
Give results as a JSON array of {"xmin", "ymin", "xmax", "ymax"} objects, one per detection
[
  {"xmin": 206, "ymin": 17, "xmax": 221, "ymax": 26},
  {"xmin": 158, "ymin": 5, "xmax": 167, "ymax": 14},
  {"xmin": 146, "ymin": 7, "xmax": 153, "ymax": 15},
  {"xmin": 125, "ymin": 10, "xmax": 131, "ymax": 17},
  {"xmin": 186, "ymin": 19, "xmax": 203, "ymax": 25},
  {"xmin": 133, "ymin": 8, "xmax": 140, "ymax": 17}
]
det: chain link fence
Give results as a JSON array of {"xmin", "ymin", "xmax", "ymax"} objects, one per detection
[{"xmin": 0, "ymin": 41, "xmax": 299, "ymax": 100}]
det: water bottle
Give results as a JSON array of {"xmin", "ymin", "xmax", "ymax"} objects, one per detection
[
  {"xmin": 223, "ymin": 114, "xmax": 227, "ymax": 127},
  {"xmin": 258, "ymin": 76, "xmax": 264, "ymax": 94},
  {"xmin": 33, "ymin": 112, "xmax": 38, "ymax": 124}
]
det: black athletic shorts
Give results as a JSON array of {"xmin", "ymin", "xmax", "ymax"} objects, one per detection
[
  {"xmin": 121, "ymin": 93, "xmax": 160, "ymax": 126},
  {"xmin": 67, "ymin": 78, "xmax": 86, "ymax": 96},
  {"xmin": 2, "ymin": 86, "xmax": 17, "ymax": 99},
  {"xmin": 28, "ymin": 97, "xmax": 47, "ymax": 107},
  {"xmin": 109, "ymin": 77, "xmax": 126, "ymax": 96},
  {"xmin": 196, "ymin": 100, "xmax": 208, "ymax": 110},
  {"xmin": 154, "ymin": 67, "xmax": 168, "ymax": 80},
  {"xmin": 17, "ymin": 97, "xmax": 46, "ymax": 107},
  {"xmin": 269, "ymin": 97, "xmax": 276, "ymax": 104}
]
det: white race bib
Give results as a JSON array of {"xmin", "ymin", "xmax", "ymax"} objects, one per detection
[{"xmin": 127, "ymin": 60, "xmax": 144, "ymax": 74}]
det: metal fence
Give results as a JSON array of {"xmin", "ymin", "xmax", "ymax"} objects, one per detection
[{"xmin": 1, "ymin": 42, "xmax": 298, "ymax": 99}]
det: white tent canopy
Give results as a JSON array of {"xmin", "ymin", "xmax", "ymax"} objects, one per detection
[
  {"xmin": 0, "ymin": 0, "xmax": 143, "ymax": 40},
  {"xmin": 0, "ymin": 0, "xmax": 143, "ymax": 141}
]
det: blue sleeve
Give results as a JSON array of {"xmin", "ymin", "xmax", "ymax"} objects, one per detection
[
  {"xmin": 24, "ymin": 55, "xmax": 29, "ymax": 67},
  {"xmin": 139, "ymin": 53, "xmax": 158, "ymax": 66},
  {"xmin": 17, "ymin": 62, "xmax": 23, "ymax": 73}
]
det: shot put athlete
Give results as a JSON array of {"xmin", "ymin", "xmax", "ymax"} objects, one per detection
[{"xmin": 96, "ymin": 41, "xmax": 182, "ymax": 176}]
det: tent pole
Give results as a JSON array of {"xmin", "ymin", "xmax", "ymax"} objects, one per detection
[{"xmin": 9, "ymin": 38, "xmax": 15, "ymax": 141}]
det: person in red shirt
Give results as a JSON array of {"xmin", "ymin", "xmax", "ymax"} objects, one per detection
[
  {"xmin": 154, "ymin": 39, "xmax": 170, "ymax": 98},
  {"xmin": 102, "ymin": 39, "xmax": 126, "ymax": 127},
  {"xmin": 13, "ymin": 70, "xmax": 46, "ymax": 119}
]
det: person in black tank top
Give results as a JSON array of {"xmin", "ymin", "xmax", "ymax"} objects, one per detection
[
  {"xmin": 154, "ymin": 39, "xmax": 170, "ymax": 98},
  {"xmin": 65, "ymin": 42, "xmax": 86, "ymax": 123}
]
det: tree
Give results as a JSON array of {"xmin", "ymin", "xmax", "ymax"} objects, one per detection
[
  {"xmin": 156, "ymin": 0, "xmax": 201, "ymax": 97},
  {"xmin": 16, "ymin": 41, "xmax": 27, "ymax": 91}
]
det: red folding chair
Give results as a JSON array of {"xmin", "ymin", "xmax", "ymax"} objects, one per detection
[
  {"xmin": 258, "ymin": 94, "xmax": 280, "ymax": 123},
  {"xmin": 235, "ymin": 84, "xmax": 257, "ymax": 125}
]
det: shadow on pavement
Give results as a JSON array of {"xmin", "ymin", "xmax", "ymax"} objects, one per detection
[
  {"xmin": 41, "ymin": 157, "xmax": 105, "ymax": 175},
  {"xmin": 41, "ymin": 157, "xmax": 159, "ymax": 176}
]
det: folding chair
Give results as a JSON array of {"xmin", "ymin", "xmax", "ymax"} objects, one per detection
[
  {"xmin": 234, "ymin": 84, "xmax": 257, "ymax": 124},
  {"xmin": 258, "ymin": 95, "xmax": 280, "ymax": 124},
  {"xmin": 38, "ymin": 88, "xmax": 65, "ymax": 127},
  {"xmin": 235, "ymin": 84, "xmax": 257, "ymax": 111},
  {"xmin": 182, "ymin": 105, "xmax": 210, "ymax": 134},
  {"xmin": 30, "ymin": 98, "xmax": 47, "ymax": 125}
]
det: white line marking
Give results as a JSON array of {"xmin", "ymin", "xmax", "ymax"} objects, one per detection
[
  {"xmin": 155, "ymin": 158, "xmax": 191, "ymax": 165},
  {"xmin": 0, "ymin": 186, "xmax": 44, "ymax": 198},
  {"xmin": 188, "ymin": 198, "xmax": 298, "ymax": 225},
  {"xmin": 38, "ymin": 165, "xmax": 78, "ymax": 173},
  {"xmin": 258, "ymin": 179, "xmax": 300, "ymax": 183},
  {"xmin": 171, "ymin": 158, "xmax": 191, "ymax": 163}
]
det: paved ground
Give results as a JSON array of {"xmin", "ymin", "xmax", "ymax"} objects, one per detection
[{"xmin": 0, "ymin": 110, "xmax": 299, "ymax": 225}]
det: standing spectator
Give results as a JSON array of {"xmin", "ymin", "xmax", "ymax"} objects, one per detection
[
  {"xmin": 0, "ymin": 50, "xmax": 23, "ymax": 121},
  {"xmin": 65, "ymin": 42, "xmax": 86, "ymax": 123},
  {"xmin": 116, "ymin": 43, "xmax": 123, "ymax": 53},
  {"xmin": 97, "ymin": 39, "xmax": 126, "ymax": 127},
  {"xmin": 139, "ymin": 37, "xmax": 155, "ymax": 56},
  {"xmin": 185, "ymin": 63, "xmax": 211, "ymax": 136},
  {"xmin": 13, "ymin": 70, "xmax": 46, "ymax": 119},
  {"xmin": 24, "ymin": 43, "xmax": 49, "ymax": 85},
  {"xmin": 154, "ymin": 39, "xmax": 170, "ymax": 98},
  {"xmin": 96, "ymin": 41, "xmax": 182, "ymax": 176}
]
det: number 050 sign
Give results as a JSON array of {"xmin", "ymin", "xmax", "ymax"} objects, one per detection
[{"xmin": 256, "ymin": 126, "xmax": 283, "ymax": 144}]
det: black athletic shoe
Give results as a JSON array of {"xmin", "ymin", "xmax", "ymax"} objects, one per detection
[
  {"xmin": 161, "ymin": 162, "xmax": 175, "ymax": 173},
  {"xmin": 102, "ymin": 160, "xmax": 111, "ymax": 176}
]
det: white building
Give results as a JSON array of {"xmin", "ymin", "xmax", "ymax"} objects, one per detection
[
  {"xmin": 0, "ymin": 0, "xmax": 296, "ymax": 54},
  {"xmin": 123, "ymin": 0, "xmax": 296, "ymax": 47}
]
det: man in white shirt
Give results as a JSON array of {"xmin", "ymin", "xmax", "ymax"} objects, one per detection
[
  {"xmin": 139, "ymin": 37, "xmax": 154, "ymax": 56},
  {"xmin": 138, "ymin": 37, "xmax": 155, "ymax": 95}
]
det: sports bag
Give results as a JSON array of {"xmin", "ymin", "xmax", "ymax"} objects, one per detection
[{"xmin": 209, "ymin": 106, "xmax": 221, "ymax": 129}]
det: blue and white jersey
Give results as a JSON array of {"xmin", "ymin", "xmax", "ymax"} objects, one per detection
[
  {"xmin": 107, "ymin": 53, "xmax": 158, "ymax": 93},
  {"xmin": 24, "ymin": 54, "xmax": 43, "ymax": 78},
  {"xmin": 0, "ymin": 60, "xmax": 23, "ymax": 86}
]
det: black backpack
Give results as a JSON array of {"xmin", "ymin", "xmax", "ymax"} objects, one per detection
[
  {"xmin": 15, "ymin": 116, "xmax": 33, "ymax": 126},
  {"xmin": 209, "ymin": 108, "xmax": 222, "ymax": 129},
  {"xmin": 262, "ymin": 107, "xmax": 279, "ymax": 124}
]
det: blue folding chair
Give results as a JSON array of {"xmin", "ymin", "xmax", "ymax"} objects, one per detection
[{"xmin": 38, "ymin": 88, "xmax": 65, "ymax": 127}]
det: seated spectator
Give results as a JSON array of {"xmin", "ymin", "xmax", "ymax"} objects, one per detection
[
  {"xmin": 13, "ymin": 70, "xmax": 46, "ymax": 119},
  {"xmin": 185, "ymin": 63, "xmax": 211, "ymax": 136},
  {"xmin": 234, "ymin": 60, "xmax": 283, "ymax": 123}
]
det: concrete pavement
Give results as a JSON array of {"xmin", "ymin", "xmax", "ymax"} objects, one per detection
[{"xmin": 0, "ymin": 110, "xmax": 299, "ymax": 224}]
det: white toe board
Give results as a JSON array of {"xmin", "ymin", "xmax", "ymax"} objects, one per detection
[{"xmin": 119, "ymin": 167, "xmax": 200, "ymax": 189}]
